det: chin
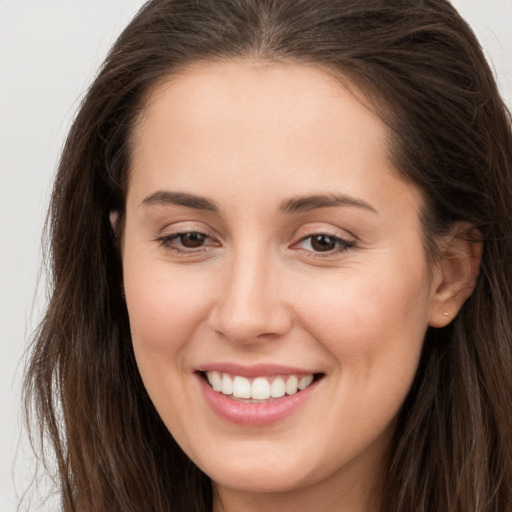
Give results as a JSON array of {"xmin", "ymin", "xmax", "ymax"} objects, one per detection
[
  {"xmin": 189, "ymin": 440, "xmax": 333, "ymax": 495},
  {"xmin": 208, "ymin": 465, "xmax": 313, "ymax": 494}
]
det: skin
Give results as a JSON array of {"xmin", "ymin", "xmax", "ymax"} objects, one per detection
[{"xmin": 120, "ymin": 61, "xmax": 479, "ymax": 512}]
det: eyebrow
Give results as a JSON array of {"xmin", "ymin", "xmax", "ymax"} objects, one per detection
[
  {"xmin": 141, "ymin": 190, "xmax": 377, "ymax": 215},
  {"xmin": 279, "ymin": 194, "xmax": 377, "ymax": 215},
  {"xmin": 141, "ymin": 190, "xmax": 219, "ymax": 213}
]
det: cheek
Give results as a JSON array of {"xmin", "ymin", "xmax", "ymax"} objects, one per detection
[
  {"xmin": 293, "ymin": 262, "xmax": 431, "ymax": 375},
  {"xmin": 123, "ymin": 263, "xmax": 215, "ymax": 429},
  {"xmin": 123, "ymin": 261, "xmax": 213, "ymax": 359}
]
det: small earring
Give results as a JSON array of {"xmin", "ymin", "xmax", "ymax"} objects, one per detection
[{"xmin": 443, "ymin": 312, "xmax": 449, "ymax": 317}]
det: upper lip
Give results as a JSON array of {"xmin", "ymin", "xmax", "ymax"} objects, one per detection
[{"xmin": 196, "ymin": 362, "xmax": 319, "ymax": 378}]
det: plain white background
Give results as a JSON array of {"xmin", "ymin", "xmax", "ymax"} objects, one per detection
[{"xmin": 0, "ymin": 1, "xmax": 510, "ymax": 510}]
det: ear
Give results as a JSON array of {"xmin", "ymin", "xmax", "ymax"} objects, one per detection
[
  {"xmin": 428, "ymin": 224, "xmax": 482, "ymax": 328},
  {"xmin": 109, "ymin": 210, "xmax": 122, "ymax": 248},
  {"xmin": 109, "ymin": 210, "xmax": 125, "ymax": 298},
  {"xmin": 109, "ymin": 210, "xmax": 119, "ymax": 231},
  {"xmin": 110, "ymin": 210, "xmax": 124, "ymax": 254}
]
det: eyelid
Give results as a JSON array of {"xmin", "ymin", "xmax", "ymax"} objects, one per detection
[
  {"xmin": 154, "ymin": 221, "xmax": 221, "ymax": 253},
  {"xmin": 156, "ymin": 220, "xmax": 216, "ymax": 238},
  {"xmin": 291, "ymin": 223, "xmax": 356, "ymax": 244}
]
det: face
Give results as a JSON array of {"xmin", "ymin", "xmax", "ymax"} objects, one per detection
[{"xmin": 122, "ymin": 61, "xmax": 442, "ymax": 509}]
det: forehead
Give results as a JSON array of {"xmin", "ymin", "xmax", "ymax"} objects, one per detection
[
  {"xmin": 134, "ymin": 63, "xmax": 379, "ymax": 173},
  {"xmin": 127, "ymin": 60, "xmax": 422, "ymax": 222},
  {"xmin": 139, "ymin": 60, "xmax": 373, "ymax": 125}
]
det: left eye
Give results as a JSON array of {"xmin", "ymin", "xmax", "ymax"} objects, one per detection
[{"xmin": 297, "ymin": 234, "xmax": 353, "ymax": 253}]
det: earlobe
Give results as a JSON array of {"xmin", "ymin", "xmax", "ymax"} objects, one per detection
[{"xmin": 428, "ymin": 225, "xmax": 482, "ymax": 328}]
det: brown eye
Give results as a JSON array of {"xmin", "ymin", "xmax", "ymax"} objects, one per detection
[
  {"xmin": 294, "ymin": 233, "xmax": 355, "ymax": 256},
  {"xmin": 310, "ymin": 234, "xmax": 337, "ymax": 252},
  {"xmin": 179, "ymin": 232, "xmax": 207, "ymax": 248}
]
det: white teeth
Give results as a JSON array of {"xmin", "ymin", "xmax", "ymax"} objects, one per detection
[
  {"xmin": 251, "ymin": 377, "xmax": 271, "ymax": 400},
  {"xmin": 285, "ymin": 375, "xmax": 299, "ymax": 395},
  {"xmin": 233, "ymin": 376, "xmax": 251, "ymax": 399},
  {"xmin": 221, "ymin": 373, "xmax": 233, "ymax": 395},
  {"xmin": 205, "ymin": 372, "xmax": 315, "ymax": 399},
  {"xmin": 298, "ymin": 374, "xmax": 314, "ymax": 390},
  {"xmin": 270, "ymin": 377, "xmax": 286, "ymax": 398},
  {"xmin": 207, "ymin": 371, "xmax": 222, "ymax": 391}
]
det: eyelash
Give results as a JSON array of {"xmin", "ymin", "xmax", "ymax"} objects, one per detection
[
  {"xmin": 155, "ymin": 230, "xmax": 355, "ymax": 257},
  {"xmin": 293, "ymin": 233, "xmax": 355, "ymax": 257},
  {"xmin": 155, "ymin": 231, "xmax": 215, "ymax": 254}
]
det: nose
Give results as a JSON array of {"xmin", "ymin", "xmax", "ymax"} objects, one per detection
[{"xmin": 207, "ymin": 247, "xmax": 292, "ymax": 344}]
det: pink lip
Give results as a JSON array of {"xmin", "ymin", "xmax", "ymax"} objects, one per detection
[
  {"xmin": 196, "ymin": 362, "xmax": 315, "ymax": 378},
  {"xmin": 196, "ymin": 372, "xmax": 320, "ymax": 426}
]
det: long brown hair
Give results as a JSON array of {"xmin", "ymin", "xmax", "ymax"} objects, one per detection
[{"xmin": 24, "ymin": 1, "xmax": 512, "ymax": 510}]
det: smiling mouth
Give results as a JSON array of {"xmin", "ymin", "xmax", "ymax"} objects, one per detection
[{"xmin": 201, "ymin": 371, "xmax": 323, "ymax": 401}]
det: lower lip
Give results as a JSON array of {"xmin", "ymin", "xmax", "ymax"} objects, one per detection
[{"xmin": 197, "ymin": 374, "xmax": 318, "ymax": 426}]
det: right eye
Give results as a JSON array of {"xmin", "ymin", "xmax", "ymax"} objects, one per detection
[
  {"xmin": 174, "ymin": 231, "xmax": 208, "ymax": 248},
  {"xmin": 155, "ymin": 231, "xmax": 217, "ymax": 254}
]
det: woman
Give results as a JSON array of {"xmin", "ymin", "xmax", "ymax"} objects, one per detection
[{"xmin": 24, "ymin": 0, "xmax": 512, "ymax": 511}]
